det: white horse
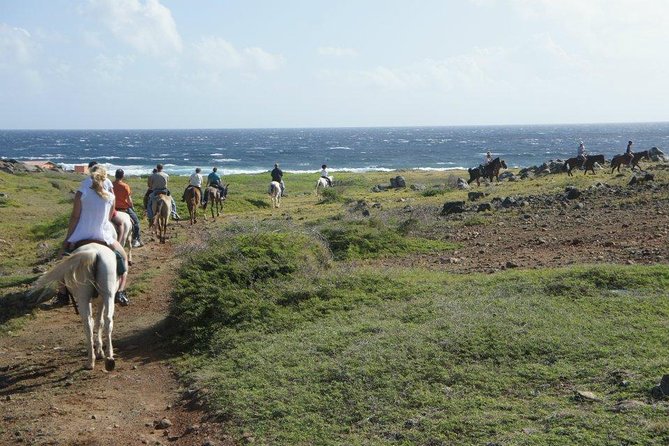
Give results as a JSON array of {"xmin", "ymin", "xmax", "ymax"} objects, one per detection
[
  {"xmin": 114, "ymin": 211, "xmax": 133, "ymax": 265},
  {"xmin": 32, "ymin": 244, "xmax": 118, "ymax": 371},
  {"xmin": 315, "ymin": 176, "xmax": 334, "ymax": 194},
  {"xmin": 268, "ymin": 181, "xmax": 282, "ymax": 208}
]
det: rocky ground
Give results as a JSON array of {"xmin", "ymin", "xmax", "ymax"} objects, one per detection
[{"xmin": 378, "ymin": 173, "xmax": 669, "ymax": 273}]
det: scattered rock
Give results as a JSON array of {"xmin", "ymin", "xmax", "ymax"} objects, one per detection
[
  {"xmin": 565, "ymin": 187, "xmax": 581, "ymax": 200},
  {"xmin": 477, "ymin": 203, "xmax": 492, "ymax": 212},
  {"xmin": 574, "ymin": 390, "xmax": 600, "ymax": 402},
  {"xmin": 468, "ymin": 191, "xmax": 486, "ymax": 201},
  {"xmin": 390, "ymin": 176, "xmax": 406, "ymax": 188},
  {"xmin": 501, "ymin": 197, "xmax": 516, "ymax": 208},
  {"xmin": 155, "ymin": 418, "xmax": 173, "ymax": 429},
  {"xmin": 456, "ymin": 178, "xmax": 470, "ymax": 190},
  {"xmin": 441, "ymin": 201, "xmax": 466, "ymax": 216},
  {"xmin": 649, "ymin": 146, "xmax": 667, "ymax": 162},
  {"xmin": 505, "ymin": 261, "xmax": 519, "ymax": 269},
  {"xmin": 32, "ymin": 265, "xmax": 46, "ymax": 274},
  {"xmin": 410, "ymin": 183, "xmax": 426, "ymax": 191},
  {"xmin": 610, "ymin": 399, "xmax": 646, "ymax": 412},
  {"xmin": 361, "ymin": 209, "xmax": 370, "ymax": 217}
]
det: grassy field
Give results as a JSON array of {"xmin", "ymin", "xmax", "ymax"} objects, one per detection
[
  {"xmin": 170, "ymin": 227, "xmax": 669, "ymax": 445},
  {"xmin": 2, "ymin": 165, "xmax": 669, "ymax": 444}
]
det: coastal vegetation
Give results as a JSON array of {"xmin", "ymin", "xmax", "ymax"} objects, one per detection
[{"xmin": 1, "ymin": 163, "xmax": 669, "ymax": 444}]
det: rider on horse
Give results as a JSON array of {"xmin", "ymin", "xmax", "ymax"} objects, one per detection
[
  {"xmin": 271, "ymin": 163, "xmax": 286, "ymax": 196},
  {"xmin": 577, "ymin": 141, "xmax": 587, "ymax": 163},
  {"xmin": 320, "ymin": 164, "xmax": 333, "ymax": 187},
  {"xmin": 203, "ymin": 167, "xmax": 226, "ymax": 205},
  {"xmin": 146, "ymin": 164, "xmax": 180, "ymax": 221},
  {"xmin": 113, "ymin": 169, "xmax": 143, "ymax": 248},
  {"xmin": 182, "ymin": 167, "xmax": 203, "ymax": 204},
  {"xmin": 626, "ymin": 140, "xmax": 634, "ymax": 163}
]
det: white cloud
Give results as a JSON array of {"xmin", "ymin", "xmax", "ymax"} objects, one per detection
[
  {"xmin": 318, "ymin": 46, "xmax": 358, "ymax": 57},
  {"xmin": 473, "ymin": 0, "xmax": 669, "ymax": 59},
  {"xmin": 92, "ymin": 54, "xmax": 135, "ymax": 83},
  {"xmin": 193, "ymin": 37, "xmax": 285, "ymax": 73},
  {"xmin": 321, "ymin": 35, "xmax": 587, "ymax": 92},
  {"xmin": 85, "ymin": 0, "xmax": 182, "ymax": 57},
  {"xmin": 0, "ymin": 24, "xmax": 37, "ymax": 65}
]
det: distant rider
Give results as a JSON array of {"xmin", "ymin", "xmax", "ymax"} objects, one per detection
[
  {"xmin": 577, "ymin": 141, "xmax": 587, "ymax": 162},
  {"xmin": 146, "ymin": 164, "xmax": 180, "ymax": 222},
  {"xmin": 182, "ymin": 167, "xmax": 203, "ymax": 204},
  {"xmin": 626, "ymin": 140, "xmax": 634, "ymax": 162},
  {"xmin": 271, "ymin": 163, "xmax": 286, "ymax": 196},
  {"xmin": 320, "ymin": 164, "xmax": 333, "ymax": 187},
  {"xmin": 483, "ymin": 151, "xmax": 493, "ymax": 166},
  {"xmin": 203, "ymin": 167, "xmax": 226, "ymax": 205}
]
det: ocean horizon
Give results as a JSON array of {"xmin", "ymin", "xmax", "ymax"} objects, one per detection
[{"xmin": 2, "ymin": 122, "xmax": 668, "ymax": 176}]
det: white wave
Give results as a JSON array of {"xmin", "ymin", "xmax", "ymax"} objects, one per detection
[
  {"xmin": 329, "ymin": 146, "xmax": 353, "ymax": 150},
  {"xmin": 210, "ymin": 152, "xmax": 224, "ymax": 156},
  {"xmin": 98, "ymin": 156, "xmax": 121, "ymax": 159},
  {"xmin": 212, "ymin": 158, "xmax": 240, "ymax": 162},
  {"xmin": 126, "ymin": 156, "xmax": 145, "ymax": 160}
]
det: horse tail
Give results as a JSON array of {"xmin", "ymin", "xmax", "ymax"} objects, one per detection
[
  {"xmin": 153, "ymin": 199, "xmax": 165, "ymax": 228},
  {"xmin": 30, "ymin": 250, "xmax": 97, "ymax": 302}
]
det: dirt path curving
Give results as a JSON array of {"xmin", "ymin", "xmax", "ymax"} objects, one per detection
[{"xmin": 0, "ymin": 224, "xmax": 233, "ymax": 446}]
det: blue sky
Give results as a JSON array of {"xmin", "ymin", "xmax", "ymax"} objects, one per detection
[{"xmin": 1, "ymin": 0, "xmax": 667, "ymax": 129}]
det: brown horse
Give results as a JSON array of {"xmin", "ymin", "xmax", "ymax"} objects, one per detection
[
  {"xmin": 203, "ymin": 184, "xmax": 228, "ymax": 220},
  {"xmin": 583, "ymin": 154, "xmax": 605, "ymax": 175},
  {"xmin": 184, "ymin": 186, "xmax": 201, "ymax": 225},
  {"xmin": 151, "ymin": 193, "xmax": 171, "ymax": 243},
  {"xmin": 467, "ymin": 158, "xmax": 508, "ymax": 186},
  {"xmin": 610, "ymin": 150, "xmax": 650, "ymax": 173},
  {"xmin": 565, "ymin": 155, "xmax": 605, "ymax": 176},
  {"xmin": 563, "ymin": 156, "xmax": 584, "ymax": 176}
]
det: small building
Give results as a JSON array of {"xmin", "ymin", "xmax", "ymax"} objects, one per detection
[{"xmin": 74, "ymin": 165, "xmax": 88, "ymax": 174}]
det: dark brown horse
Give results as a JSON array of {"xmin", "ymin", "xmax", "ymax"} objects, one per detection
[
  {"xmin": 468, "ymin": 158, "xmax": 507, "ymax": 186},
  {"xmin": 203, "ymin": 184, "xmax": 228, "ymax": 220},
  {"xmin": 610, "ymin": 150, "xmax": 650, "ymax": 173},
  {"xmin": 565, "ymin": 155, "xmax": 606, "ymax": 176},
  {"xmin": 184, "ymin": 186, "xmax": 201, "ymax": 225},
  {"xmin": 583, "ymin": 154, "xmax": 605, "ymax": 175},
  {"xmin": 563, "ymin": 156, "xmax": 585, "ymax": 176}
]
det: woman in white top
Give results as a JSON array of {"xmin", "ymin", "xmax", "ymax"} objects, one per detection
[
  {"xmin": 61, "ymin": 165, "xmax": 129, "ymax": 305},
  {"xmin": 182, "ymin": 167, "xmax": 203, "ymax": 202}
]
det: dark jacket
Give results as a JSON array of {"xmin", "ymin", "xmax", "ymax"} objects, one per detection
[{"xmin": 271, "ymin": 167, "xmax": 283, "ymax": 182}]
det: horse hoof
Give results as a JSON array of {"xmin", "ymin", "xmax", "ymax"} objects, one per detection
[{"xmin": 105, "ymin": 358, "xmax": 116, "ymax": 371}]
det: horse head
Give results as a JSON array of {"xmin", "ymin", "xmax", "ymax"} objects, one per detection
[
  {"xmin": 500, "ymin": 160, "xmax": 508, "ymax": 169},
  {"xmin": 221, "ymin": 184, "xmax": 229, "ymax": 199}
]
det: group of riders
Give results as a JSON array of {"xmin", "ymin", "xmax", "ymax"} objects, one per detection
[
  {"xmin": 575, "ymin": 140, "xmax": 635, "ymax": 165},
  {"xmin": 53, "ymin": 160, "xmax": 334, "ymax": 308}
]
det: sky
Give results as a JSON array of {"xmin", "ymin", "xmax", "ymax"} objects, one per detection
[{"xmin": 0, "ymin": 0, "xmax": 668, "ymax": 129}]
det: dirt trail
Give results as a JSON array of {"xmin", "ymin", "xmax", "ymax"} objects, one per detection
[{"xmin": 0, "ymin": 224, "xmax": 232, "ymax": 446}]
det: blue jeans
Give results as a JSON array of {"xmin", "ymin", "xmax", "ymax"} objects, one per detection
[{"xmin": 147, "ymin": 190, "xmax": 178, "ymax": 221}]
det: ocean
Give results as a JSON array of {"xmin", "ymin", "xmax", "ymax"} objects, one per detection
[{"xmin": 1, "ymin": 123, "xmax": 668, "ymax": 176}]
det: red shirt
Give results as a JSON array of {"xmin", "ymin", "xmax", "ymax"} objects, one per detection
[{"xmin": 113, "ymin": 180, "xmax": 132, "ymax": 209}]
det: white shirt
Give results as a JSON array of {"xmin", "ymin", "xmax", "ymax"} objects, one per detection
[
  {"xmin": 189, "ymin": 173, "xmax": 203, "ymax": 187},
  {"xmin": 68, "ymin": 179, "xmax": 117, "ymax": 245},
  {"xmin": 320, "ymin": 168, "xmax": 329, "ymax": 177}
]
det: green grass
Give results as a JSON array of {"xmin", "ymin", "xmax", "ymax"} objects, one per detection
[
  {"xmin": 318, "ymin": 219, "xmax": 456, "ymax": 260},
  {"xmin": 171, "ymin": 225, "xmax": 669, "ymax": 445}
]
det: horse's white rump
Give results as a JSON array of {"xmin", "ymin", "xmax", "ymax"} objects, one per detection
[
  {"xmin": 269, "ymin": 181, "xmax": 282, "ymax": 208},
  {"xmin": 32, "ymin": 243, "xmax": 118, "ymax": 371}
]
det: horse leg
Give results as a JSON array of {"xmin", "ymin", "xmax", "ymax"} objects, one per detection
[
  {"xmin": 94, "ymin": 300, "xmax": 105, "ymax": 360},
  {"xmin": 78, "ymin": 297, "xmax": 96, "ymax": 370}
]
